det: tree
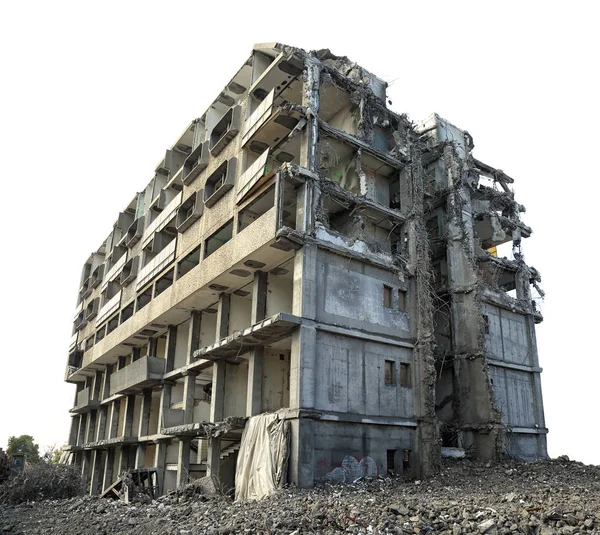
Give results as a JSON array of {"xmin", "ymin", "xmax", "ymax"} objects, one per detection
[
  {"xmin": 6, "ymin": 435, "xmax": 40, "ymax": 464},
  {"xmin": 42, "ymin": 444, "xmax": 65, "ymax": 464}
]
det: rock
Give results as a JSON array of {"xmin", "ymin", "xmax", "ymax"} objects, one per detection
[
  {"xmin": 504, "ymin": 492, "xmax": 516, "ymax": 503},
  {"xmin": 478, "ymin": 519, "xmax": 496, "ymax": 533}
]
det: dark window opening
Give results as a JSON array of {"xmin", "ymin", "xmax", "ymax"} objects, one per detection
[
  {"xmin": 383, "ymin": 285, "xmax": 393, "ymax": 308},
  {"xmin": 107, "ymin": 314, "xmax": 119, "ymax": 335},
  {"xmin": 209, "ymin": 106, "xmax": 241, "ymax": 156},
  {"xmin": 400, "ymin": 363, "xmax": 411, "ymax": 387},
  {"xmin": 204, "ymin": 159, "xmax": 236, "ymax": 208},
  {"xmin": 204, "ymin": 220, "xmax": 233, "ymax": 259},
  {"xmin": 280, "ymin": 177, "xmax": 298, "ymax": 230},
  {"xmin": 387, "ymin": 449, "xmax": 396, "ymax": 473},
  {"xmin": 95, "ymin": 326, "xmax": 106, "ymax": 344},
  {"xmin": 398, "ymin": 289, "xmax": 407, "ymax": 311},
  {"xmin": 136, "ymin": 287, "xmax": 153, "ymax": 312},
  {"xmin": 120, "ymin": 302, "xmax": 134, "ymax": 324},
  {"xmin": 403, "ymin": 450, "xmax": 411, "ymax": 472},
  {"xmin": 176, "ymin": 191, "xmax": 203, "ymax": 233},
  {"xmin": 238, "ymin": 184, "xmax": 275, "ymax": 232},
  {"xmin": 483, "ymin": 314, "xmax": 490, "ymax": 334},
  {"xmin": 155, "ymin": 268, "xmax": 174, "ymax": 296},
  {"xmin": 384, "ymin": 360, "xmax": 396, "ymax": 386},
  {"xmin": 426, "ymin": 217, "xmax": 439, "ymax": 239},
  {"xmin": 177, "ymin": 246, "xmax": 201, "ymax": 278}
]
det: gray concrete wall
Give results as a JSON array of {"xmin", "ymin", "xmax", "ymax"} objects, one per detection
[
  {"xmin": 315, "ymin": 250, "xmax": 410, "ymax": 338},
  {"xmin": 313, "ymin": 331, "xmax": 413, "ymax": 418}
]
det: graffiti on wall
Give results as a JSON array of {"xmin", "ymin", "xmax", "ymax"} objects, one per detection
[{"xmin": 327, "ymin": 455, "xmax": 379, "ymax": 483}]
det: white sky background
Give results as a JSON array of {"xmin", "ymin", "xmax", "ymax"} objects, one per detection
[{"xmin": 0, "ymin": 1, "xmax": 598, "ymax": 464}]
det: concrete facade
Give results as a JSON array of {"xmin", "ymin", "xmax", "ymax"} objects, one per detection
[{"xmin": 64, "ymin": 42, "xmax": 547, "ymax": 496}]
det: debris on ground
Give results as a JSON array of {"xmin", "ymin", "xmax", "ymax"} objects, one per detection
[
  {"xmin": 0, "ymin": 458, "xmax": 599, "ymax": 534},
  {"xmin": 0, "ymin": 462, "xmax": 83, "ymax": 505}
]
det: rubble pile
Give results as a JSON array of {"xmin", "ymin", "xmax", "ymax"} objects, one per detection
[
  {"xmin": 0, "ymin": 463, "xmax": 83, "ymax": 505},
  {"xmin": 1, "ymin": 459, "xmax": 598, "ymax": 535}
]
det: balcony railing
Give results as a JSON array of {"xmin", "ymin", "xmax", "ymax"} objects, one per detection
[
  {"xmin": 96, "ymin": 291, "xmax": 122, "ymax": 325},
  {"xmin": 109, "ymin": 356, "xmax": 165, "ymax": 396},
  {"xmin": 241, "ymin": 88, "xmax": 274, "ymax": 146},
  {"xmin": 141, "ymin": 192, "xmax": 182, "ymax": 249},
  {"xmin": 68, "ymin": 333, "xmax": 78, "ymax": 353},
  {"xmin": 136, "ymin": 239, "xmax": 176, "ymax": 290},
  {"xmin": 102, "ymin": 253, "xmax": 127, "ymax": 291},
  {"xmin": 73, "ymin": 387, "xmax": 100, "ymax": 413}
]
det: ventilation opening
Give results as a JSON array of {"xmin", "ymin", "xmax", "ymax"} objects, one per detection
[
  {"xmin": 400, "ymin": 363, "xmax": 411, "ymax": 388},
  {"xmin": 384, "ymin": 360, "xmax": 396, "ymax": 386}
]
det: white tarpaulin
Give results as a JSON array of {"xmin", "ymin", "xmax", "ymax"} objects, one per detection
[{"xmin": 234, "ymin": 410, "xmax": 290, "ymax": 502}]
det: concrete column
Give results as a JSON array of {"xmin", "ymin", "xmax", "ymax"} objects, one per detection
[
  {"xmin": 176, "ymin": 438, "xmax": 191, "ymax": 487},
  {"xmin": 138, "ymin": 389, "xmax": 152, "ymax": 437},
  {"xmin": 182, "ymin": 372, "xmax": 197, "ymax": 425},
  {"xmin": 246, "ymin": 347, "xmax": 264, "ymax": 416},
  {"xmin": 123, "ymin": 394, "xmax": 136, "ymax": 437},
  {"xmin": 135, "ymin": 444, "xmax": 146, "ymax": 469},
  {"xmin": 85, "ymin": 410, "xmax": 97, "ymax": 444},
  {"xmin": 118, "ymin": 446, "xmax": 130, "ymax": 474},
  {"xmin": 92, "ymin": 371, "xmax": 103, "ymax": 400},
  {"xmin": 299, "ymin": 56, "xmax": 320, "ymax": 172},
  {"xmin": 95, "ymin": 406, "xmax": 108, "ymax": 442},
  {"xmin": 187, "ymin": 311, "xmax": 202, "ymax": 364},
  {"xmin": 81, "ymin": 450, "xmax": 92, "ymax": 489},
  {"xmin": 210, "ymin": 362, "xmax": 226, "ymax": 423},
  {"xmin": 206, "ymin": 436, "xmax": 221, "ymax": 479},
  {"xmin": 102, "ymin": 448, "xmax": 115, "ymax": 492},
  {"xmin": 154, "ymin": 440, "xmax": 168, "ymax": 496},
  {"xmin": 251, "ymin": 271, "xmax": 267, "ymax": 324},
  {"xmin": 148, "ymin": 337, "xmax": 158, "ymax": 358},
  {"xmin": 89, "ymin": 450, "xmax": 103, "ymax": 495},
  {"xmin": 68, "ymin": 416, "xmax": 79, "ymax": 445},
  {"xmin": 292, "ymin": 243, "xmax": 318, "ymax": 320},
  {"xmin": 288, "ymin": 418, "xmax": 314, "ymax": 488},
  {"xmin": 216, "ymin": 293, "xmax": 230, "ymax": 341},
  {"xmin": 77, "ymin": 414, "xmax": 87, "ymax": 446},
  {"xmin": 289, "ymin": 324, "xmax": 317, "ymax": 409},
  {"xmin": 157, "ymin": 381, "xmax": 174, "ymax": 431},
  {"xmin": 165, "ymin": 325, "xmax": 177, "ymax": 372},
  {"xmin": 107, "ymin": 400, "xmax": 121, "ymax": 439}
]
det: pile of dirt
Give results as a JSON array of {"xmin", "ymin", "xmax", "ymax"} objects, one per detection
[{"xmin": 1, "ymin": 458, "xmax": 599, "ymax": 534}]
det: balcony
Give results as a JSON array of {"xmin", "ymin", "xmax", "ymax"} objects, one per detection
[
  {"xmin": 136, "ymin": 238, "xmax": 176, "ymax": 290},
  {"xmin": 96, "ymin": 291, "xmax": 122, "ymax": 326},
  {"xmin": 102, "ymin": 253, "xmax": 127, "ymax": 292},
  {"xmin": 109, "ymin": 356, "xmax": 165, "ymax": 396},
  {"xmin": 71, "ymin": 387, "xmax": 100, "ymax": 414},
  {"xmin": 141, "ymin": 191, "xmax": 182, "ymax": 249}
]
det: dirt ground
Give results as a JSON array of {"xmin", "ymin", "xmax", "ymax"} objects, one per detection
[{"xmin": 1, "ymin": 458, "xmax": 599, "ymax": 534}]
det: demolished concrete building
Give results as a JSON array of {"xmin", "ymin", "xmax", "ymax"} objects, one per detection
[{"xmin": 63, "ymin": 42, "xmax": 547, "ymax": 496}]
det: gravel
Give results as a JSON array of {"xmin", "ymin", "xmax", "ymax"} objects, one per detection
[{"xmin": 1, "ymin": 458, "xmax": 598, "ymax": 534}]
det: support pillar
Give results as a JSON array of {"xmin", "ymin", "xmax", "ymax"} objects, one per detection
[
  {"xmin": 154, "ymin": 440, "xmax": 168, "ymax": 496},
  {"xmin": 176, "ymin": 437, "xmax": 191, "ymax": 488},
  {"xmin": 158, "ymin": 381, "xmax": 174, "ymax": 431},
  {"xmin": 107, "ymin": 400, "xmax": 121, "ymax": 439},
  {"xmin": 123, "ymin": 394, "xmax": 135, "ymax": 437},
  {"xmin": 81, "ymin": 450, "xmax": 92, "ymax": 489},
  {"xmin": 102, "ymin": 448, "xmax": 115, "ymax": 493},
  {"xmin": 89, "ymin": 450, "xmax": 103, "ymax": 495},
  {"xmin": 210, "ymin": 362, "xmax": 225, "ymax": 423},
  {"xmin": 216, "ymin": 294, "xmax": 230, "ymax": 340},
  {"xmin": 182, "ymin": 372, "xmax": 198, "ymax": 424},
  {"xmin": 206, "ymin": 436, "xmax": 221, "ymax": 479},
  {"xmin": 246, "ymin": 347, "xmax": 263, "ymax": 416}
]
